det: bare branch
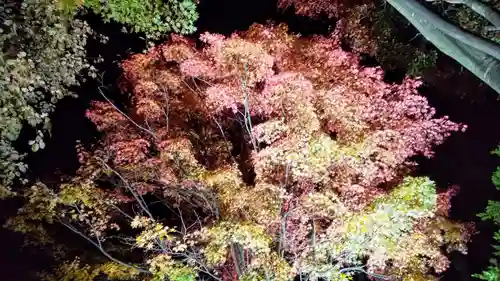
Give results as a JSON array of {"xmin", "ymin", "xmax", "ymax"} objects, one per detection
[{"xmin": 241, "ymin": 62, "xmax": 258, "ymax": 151}]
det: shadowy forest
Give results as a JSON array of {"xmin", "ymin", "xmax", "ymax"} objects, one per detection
[{"xmin": 1, "ymin": 0, "xmax": 500, "ymax": 281}]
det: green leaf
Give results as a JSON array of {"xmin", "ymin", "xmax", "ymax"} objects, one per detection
[{"xmin": 493, "ymin": 167, "xmax": 500, "ymax": 189}]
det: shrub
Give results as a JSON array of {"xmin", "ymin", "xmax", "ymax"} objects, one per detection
[{"xmin": 0, "ymin": 0, "xmax": 96, "ymax": 196}]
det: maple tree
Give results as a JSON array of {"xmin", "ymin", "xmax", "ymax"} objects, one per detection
[{"xmin": 9, "ymin": 24, "xmax": 473, "ymax": 281}]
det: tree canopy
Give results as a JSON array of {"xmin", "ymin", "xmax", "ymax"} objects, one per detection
[
  {"xmin": 5, "ymin": 1, "xmax": 500, "ymax": 281},
  {"xmin": 8, "ymin": 24, "xmax": 474, "ymax": 281}
]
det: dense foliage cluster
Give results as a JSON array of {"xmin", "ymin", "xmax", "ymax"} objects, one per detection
[
  {"xmin": 39, "ymin": 258, "xmax": 140, "ymax": 281},
  {"xmin": 83, "ymin": 0, "xmax": 198, "ymax": 38},
  {"xmin": 0, "ymin": 0, "xmax": 96, "ymax": 196},
  {"xmin": 8, "ymin": 24, "xmax": 474, "ymax": 281},
  {"xmin": 279, "ymin": 0, "xmax": 438, "ymax": 75},
  {"xmin": 277, "ymin": 0, "xmax": 365, "ymax": 18},
  {"xmin": 277, "ymin": 0, "xmax": 338, "ymax": 18}
]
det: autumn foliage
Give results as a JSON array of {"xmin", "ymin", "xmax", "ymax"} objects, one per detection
[
  {"xmin": 11, "ymin": 24, "xmax": 472, "ymax": 281},
  {"xmin": 277, "ymin": 0, "xmax": 369, "ymax": 18}
]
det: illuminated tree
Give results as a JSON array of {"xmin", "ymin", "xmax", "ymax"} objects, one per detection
[{"xmin": 9, "ymin": 24, "xmax": 472, "ymax": 281}]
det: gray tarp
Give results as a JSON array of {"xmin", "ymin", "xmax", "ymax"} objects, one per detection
[{"xmin": 386, "ymin": 0, "xmax": 500, "ymax": 94}]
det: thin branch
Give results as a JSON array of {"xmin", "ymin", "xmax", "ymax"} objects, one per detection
[
  {"xmin": 176, "ymin": 251, "xmax": 221, "ymax": 281},
  {"xmin": 311, "ymin": 219, "xmax": 316, "ymax": 261},
  {"xmin": 241, "ymin": 62, "xmax": 258, "ymax": 151},
  {"xmin": 98, "ymin": 159, "xmax": 153, "ymax": 219},
  {"xmin": 194, "ymin": 210, "xmax": 203, "ymax": 229},
  {"xmin": 180, "ymin": 75, "xmax": 239, "ymax": 169},
  {"xmin": 107, "ymin": 235, "xmax": 138, "ymax": 248},
  {"xmin": 182, "ymin": 79, "xmax": 203, "ymax": 99},
  {"xmin": 178, "ymin": 207, "xmax": 187, "ymax": 235},
  {"xmin": 159, "ymin": 88, "xmax": 170, "ymax": 133},
  {"xmin": 212, "ymin": 116, "xmax": 239, "ymax": 171},
  {"xmin": 230, "ymin": 243, "xmax": 243, "ymax": 278},
  {"xmin": 98, "ymin": 87, "xmax": 157, "ymax": 139},
  {"xmin": 278, "ymin": 212, "xmax": 288, "ymax": 258},
  {"xmin": 194, "ymin": 76, "xmax": 215, "ymax": 87},
  {"xmin": 107, "ymin": 200, "xmax": 134, "ymax": 220},
  {"xmin": 59, "ymin": 220, "xmax": 150, "ymax": 273}
]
